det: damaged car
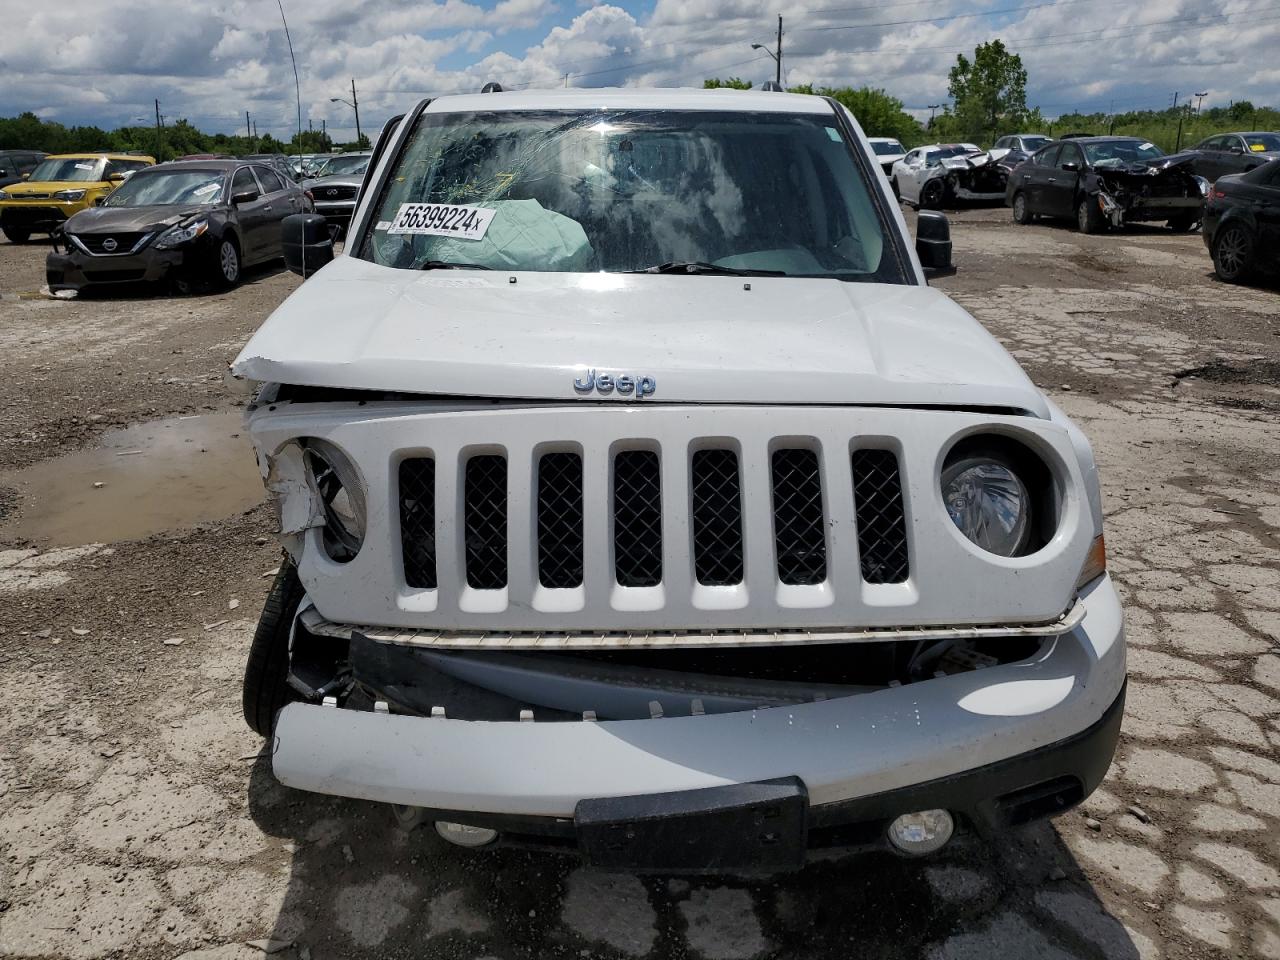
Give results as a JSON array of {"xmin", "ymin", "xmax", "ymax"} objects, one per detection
[
  {"xmin": 1008, "ymin": 137, "xmax": 1208, "ymax": 233},
  {"xmin": 233, "ymin": 87, "xmax": 1125, "ymax": 873},
  {"xmin": 891, "ymin": 143, "xmax": 1009, "ymax": 208}
]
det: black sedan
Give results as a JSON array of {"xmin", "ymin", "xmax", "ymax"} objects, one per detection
[
  {"xmin": 1202, "ymin": 158, "xmax": 1280, "ymax": 283},
  {"xmin": 47, "ymin": 159, "xmax": 309, "ymax": 293},
  {"xmin": 1184, "ymin": 132, "xmax": 1280, "ymax": 182},
  {"xmin": 1007, "ymin": 137, "xmax": 1206, "ymax": 233}
]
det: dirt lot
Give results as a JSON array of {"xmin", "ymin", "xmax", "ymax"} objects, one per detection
[{"xmin": 1, "ymin": 211, "xmax": 1278, "ymax": 960}]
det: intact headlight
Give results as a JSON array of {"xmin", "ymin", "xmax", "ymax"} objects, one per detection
[
  {"xmin": 0, "ymin": 189, "xmax": 9, "ymax": 200},
  {"xmin": 53, "ymin": 189, "xmax": 87, "ymax": 201},
  {"xmin": 153, "ymin": 219, "xmax": 209, "ymax": 249},
  {"xmin": 941, "ymin": 455, "xmax": 1032, "ymax": 557},
  {"xmin": 302, "ymin": 438, "xmax": 366, "ymax": 562}
]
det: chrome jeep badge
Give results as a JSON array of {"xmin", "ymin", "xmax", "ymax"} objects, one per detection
[{"xmin": 573, "ymin": 368, "xmax": 656, "ymax": 398}]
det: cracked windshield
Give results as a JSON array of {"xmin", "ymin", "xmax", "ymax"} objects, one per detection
[{"xmin": 362, "ymin": 110, "xmax": 900, "ymax": 281}]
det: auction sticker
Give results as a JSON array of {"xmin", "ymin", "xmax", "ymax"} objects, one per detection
[{"xmin": 387, "ymin": 203, "xmax": 495, "ymax": 241}]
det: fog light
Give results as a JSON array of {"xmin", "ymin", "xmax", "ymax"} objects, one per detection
[
  {"xmin": 434, "ymin": 821, "xmax": 498, "ymax": 848},
  {"xmin": 887, "ymin": 809, "xmax": 954, "ymax": 855}
]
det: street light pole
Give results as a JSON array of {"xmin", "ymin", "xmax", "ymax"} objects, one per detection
[
  {"xmin": 750, "ymin": 17, "xmax": 783, "ymax": 88},
  {"xmin": 351, "ymin": 78, "xmax": 362, "ymax": 145}
]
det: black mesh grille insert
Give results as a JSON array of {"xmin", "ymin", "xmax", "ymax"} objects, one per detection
[
  {"xmin": 613, "ymin": 450, "xmax": 662, "ymax": 587},
  {"xmin": 537, "ymin": 452, "xmax": 584, "ymax": 588},
  {"xmin": 691, "ymin": 449, "xmax": 744, "ymax": 586},
  {"xmin": 398, "ymin": 458, "xmax": 436, "ymax": 588},
  {"xmin": 463, "ymin": 454, "xmax": 508, "ymax": 589},
  {"xmin": 851, "ymin": 449, "xmax": 910, "ymax": 584},
  {"xmin": 771, "ymin": 448, "xmax": 827, "ymax": 585}
]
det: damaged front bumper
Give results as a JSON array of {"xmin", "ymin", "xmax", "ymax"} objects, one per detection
[{"xmin": 270, "ymin": 574, "xmax": 1125, "ymax": 868}]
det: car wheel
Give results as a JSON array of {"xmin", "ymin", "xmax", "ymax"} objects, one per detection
[
  {"xmin": 920, "ymin": 179, "xmax": 945, "ymax": 210},
  {"xmin": 1076, "ymin": 197, "xmax": 1103, "ymax": 234},
  {"xmin": 891, "ymin": 177, "xmax": 901, "ymax": 200},
  {"xmin": 242, "ymin": 559, "xmax": 304, "ymax": 736},
  {"xmin": 1012, "ymin": 192, "xmax": 1033, "ymax": 225},
  {"xmin": 1167, "ymin": 215, "xmax": 1196, "ymax": 232},
  {"xmin": 2, "ymin": 225, "xmax": 32, "ymax": 244},
  {"xmin": 214, "ymin": 236, "xmax": 241, "ymax": 289},
  {"xmin": 1212, "ymin": 224, "xmax": 1254, "ymax": 283}
]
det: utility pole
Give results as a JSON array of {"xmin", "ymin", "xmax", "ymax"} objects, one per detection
[
  {"xmin": 775, "ymin": 15, "xmax": 783, "ymax": 86},
  {"xmin": 351, "ymin": 78, "xmax": 362, "ymax": 145},
  {"xmin": 154, "ymin": 99, "xmax": 163, "ymax": 160},
  {"xmin": 246, "ymin": 111, "xmax": 252, "ymax": 143}
]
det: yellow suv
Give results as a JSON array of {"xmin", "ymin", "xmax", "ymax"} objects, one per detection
[{"xmin": 0, "ymin": 153, "xmax": 155, "ymax": 242}]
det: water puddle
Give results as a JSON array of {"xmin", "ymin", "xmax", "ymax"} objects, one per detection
[{"xmin": 0, "ymin": 411, "xmax": 265, "ymax": 547}]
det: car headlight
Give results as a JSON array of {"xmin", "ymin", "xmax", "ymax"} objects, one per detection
[
  {"xmin": 1194, "ymin": 175, "xmax": 1210, "ymax": 197},
  {"xmin": 302, "ymin": 438, "xmax": 366, "ymax": 562},
  {"xmin": 53, "ymin": 189, "xmax": 87, "ymax": 201},
  {"xmin": 0, "ymin": 189, "xmax": 9, "ymax": 200},
  {"xmin": 941, "ymin": 455, "xmax": 1032, "ymax": 557},
  {"xmin": 153, "ymin": 220, "xmax": 209, "ymax": 249}
]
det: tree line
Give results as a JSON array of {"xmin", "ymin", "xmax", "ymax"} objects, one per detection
[
  {"xmin": 707, "ymin": 39, "xmax": 1278, "ymax": 152},
  {"xmin": 0, "ymin": 111, "xmax": 369, "ymax": 160}
]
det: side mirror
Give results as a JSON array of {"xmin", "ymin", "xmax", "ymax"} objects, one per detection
[
  {"xmin": 1061, "ymin": 161, "xmax": 1080, "ymax": 172},
  {"xmin": 232, "ymin": 189, "xmax": 259, "ymax": 205},
  {"xmin": 94, "ymin": 196, "xmax": 106, "ymax": 206},
  {"xmin": 281, "ymin": 213, "xmax": 334, "ymax": 278},
  {"xmin": 20, "ymin": 172, "xmax": 30, "ymax": 180},
  {"xmin": 916, "ymin": 210, "xmax": 956, "ymax": 279},
  {"xmin": 1229, "ymin": 145, "xmax": 1244, "ymax": 154},
  {"xmin": 108, "ymin": 172, "xmax": 127, "ymax": 183}
]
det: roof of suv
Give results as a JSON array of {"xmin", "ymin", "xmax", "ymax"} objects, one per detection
[{"xmin": 421, "ymin": 87, "xmax": 836, "ymax": 115}]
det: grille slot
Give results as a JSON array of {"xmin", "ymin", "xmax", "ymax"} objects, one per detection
[
  {"xmin": 851, "ymin": 449, "xmax": 910, "ymax": 584},
  {"xmin": 613, "ymin": 450, "xmax": 662, "ymax": 587},
  {"xmin": 398, "ymin": 458, "xmax": 436, "ymax": 589},
  {"xmin": 537, "ymin": 452, "xmax": 584, "ymax": 588},
  {"xmin": 771, "ymin": 448, "xmax": 827, "ymax": 585},
  {"xmin": 463, "ymin": 454, "xmax": 508, "ymax": 589},
  {"xmin": 691, "ymin": 449, "xmax": 744, "ymax": 586}
]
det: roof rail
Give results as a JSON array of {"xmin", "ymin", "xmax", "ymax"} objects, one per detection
[
  {"xmin": 760, "ymin": 80, "xmax": 784, "ymax": 92},
  {"xmin": 481, "ymin": 81, "xmax": 503, "ymax": 93}
]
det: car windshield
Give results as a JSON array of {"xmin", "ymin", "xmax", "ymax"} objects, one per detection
[
  {"xmin": 1021, "ymin": 136, "xmax": 1051, "ymax": 151},
  {"xmin": 870, "ymin": 140, "xmax": 904, "ymax": 156},
  {"xmin": 316, "ymin": 155, "xmax": 370, "ymax": 177},
  {"xmin": 1084, "ymin": 140, "xmax": 1166, "ymax": 166},
  {"xmin": 1244, "ymin": 134, "xmax": 1280, "ymax": 153},
  {"xmin": 28, "ymin": 157, "xmax": 105, "ymax": 182},
  {"xmin": 361, "ymin": 109, "xmax": 900, "ymax": 282},
  {"xmin": 103, "ymin": 169, "xmax": 225, "ymax": 207}
]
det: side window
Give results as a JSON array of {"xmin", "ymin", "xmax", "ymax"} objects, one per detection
[
  {"xmin": 232, "ymin": 168, "xmax": 259, "ymax": 199},
  {"xmin": 124, "ymin": 160, "xmax": 150, "ymax": 173},
  {"xmin": 1059, "ymin": 143, "xmax": 1084, "ymax": 168},
  {"xmin": 254, "ymin": 167, "xmax": 284, "ymax": 194},
  {"xmin": 104, "ymin": 159, "xmax": 125, "ymax": 178},
  {"xmin": 924, "ymin": 150, "xmax": 940, "ymax": 167},
  {"xmin": 1226, "ymin": 136, "xmax": 1246, "ymax": 154},
  {"xmin": 1037, "ymin": 145, "xmax": 1061, "ymax": 167}
]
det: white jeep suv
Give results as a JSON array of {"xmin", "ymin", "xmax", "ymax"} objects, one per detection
[{"xmin": 234, "ymin": 87, "xmax": 1124, "ymax": 872}]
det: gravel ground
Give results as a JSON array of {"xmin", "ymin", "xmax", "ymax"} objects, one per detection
[{"xmin": 0, "ymin": 210, "xmax": 1278, "ymax": 960}]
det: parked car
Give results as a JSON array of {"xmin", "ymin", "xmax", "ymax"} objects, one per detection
[
  {"xmin": 892, "ymin": 142, "xmax": 1006, "ymax": 208},
  {"xmin": 243, "ymin": 153, "xmax": 300, "ymax": 182},
  {"xmin": 0, "ymin": 153, "xmax": 153, "ymax": 242},
  {"xmin": 1202, "ymin": 158, "xmax": 1280, "ymax": 283},
  {"xmin": 867, "ymin": 137, "xmax": 906, "ymax": 177},
  {"xmin": 301, "ymin": 152, "xmax": 372, "ymax": 235},
  {"xmin": 993, "ymin": 133, "xmax": 1052, "ymax": 154},
  {"xmin": 231, "ymin": 87, "xmax": 1124, "ymax": 873},
  {"xmin": 45, "ymin": 159, "xmax": 310, "ymax": 293},
  {"xmin": 1183, "ymin": 132, "xmax": 1280, "ymax": 182},
  {"xmin": 0, "ymin": 149, "xmax": 47, "ymax": 190},
  {"xmin": 1007, "ymin": 137, "xmax": 1207, "ymax": 233}
]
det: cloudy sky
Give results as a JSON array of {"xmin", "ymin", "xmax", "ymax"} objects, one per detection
[{"xmin": 2, "ymin": 0, "xmax": 1277, "ymax": 139}]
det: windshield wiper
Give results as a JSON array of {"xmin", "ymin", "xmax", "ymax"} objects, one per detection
[
  {"xmin": 631, "ymin": 260, "xmax": 786, "ymax": 277},
  {"xmin": 418, "ymin": 260, "xmax": 491, "ymax": 271}
]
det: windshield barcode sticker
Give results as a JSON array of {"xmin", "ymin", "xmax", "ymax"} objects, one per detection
[{"xmin": 387, "ymin": 203, "xmax": 495, "ymax": 241}]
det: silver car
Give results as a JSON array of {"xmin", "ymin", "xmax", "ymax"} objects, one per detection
[{"xmin": 301, "ymin": 152, "xmax": 372, "ymax": 235}]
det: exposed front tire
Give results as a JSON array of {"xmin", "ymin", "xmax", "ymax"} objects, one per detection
[
  {"xmin": 1076, "ymin": 196, "xmax": 1104, "ymax": 234},
  {"xmin": 2, "ymin": 225, "xmax": 32, "ymax": 244},
  {"xmin": 920, "ymin": 179, "xmax": 945, "ymax": 210},
  {"xmin": 1012, "ymin": 191, "xmax": 1033, "ymax": 225},
  {"xmin": 212, "ymin": 236, "xmax": 241, "ymax": 289},
  {"xmin": 1212, "ymin": 224, "xmax": 1254, "ymax": 284},
  {"xmin": 242, "ymin": 559, "xmax": 304, "ymax": 737},
  {"xmin": 891, "ymin": 177, "xmax": 901, "ymax": 200}
]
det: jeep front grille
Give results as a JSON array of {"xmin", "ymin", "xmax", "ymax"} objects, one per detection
[
  {"xmin": 691, "ymin": 448, "xmax": 744, "ymax": 586},
  {"xmin": 463, "ymin": 454, "xmax": 508, "ymax": 589},
  {"xmin": 537, "ymin": 452, "xmax": 584, "ymax": 588},
  {"xmin": 394, "ymin": 437, "xmax": 911, "ymax": 606},
  {"xmin": 771, "ymin": 448, "xmax": 827, "ymax": 585},
  {"xmin": 398, "ymin": 458, "xmax": 436, "ymax": 588},
  {"xmin": 613, "ymin": 450, "xmax": 662, "ymax": 587},
  {"xmin": 851, "ymin": 449, "xmax": 910, "ymax": 584}
]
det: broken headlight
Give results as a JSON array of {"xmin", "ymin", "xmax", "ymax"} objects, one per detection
[
  {"xmin": 1194, "ymin": 175, "xmax": 1210, "ymax": 197},
  {"xmin": 302, "ymin": 438, "xmax": 367, "ymax": 562}
]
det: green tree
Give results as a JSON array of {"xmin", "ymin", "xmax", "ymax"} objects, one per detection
[
  {"xmin": 820, "ymin": 86, "xmax": 923, "ymax": 145},
  {"xmin": 704, "ymin": 77, "xmax": 753, "ymax": 90},
  {"xmin": 946, "ymin": 39, "xmax": 1029, "ymax": 143}
]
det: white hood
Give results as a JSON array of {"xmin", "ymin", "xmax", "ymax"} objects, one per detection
[{"xmin": 233, "ymin": 255, "xmax": 1047, "ymax": 416}]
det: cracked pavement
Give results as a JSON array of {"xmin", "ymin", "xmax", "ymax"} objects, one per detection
[{"xmin": 1, "ymin": 210, "xmax": 1278, "ymax": 959}]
